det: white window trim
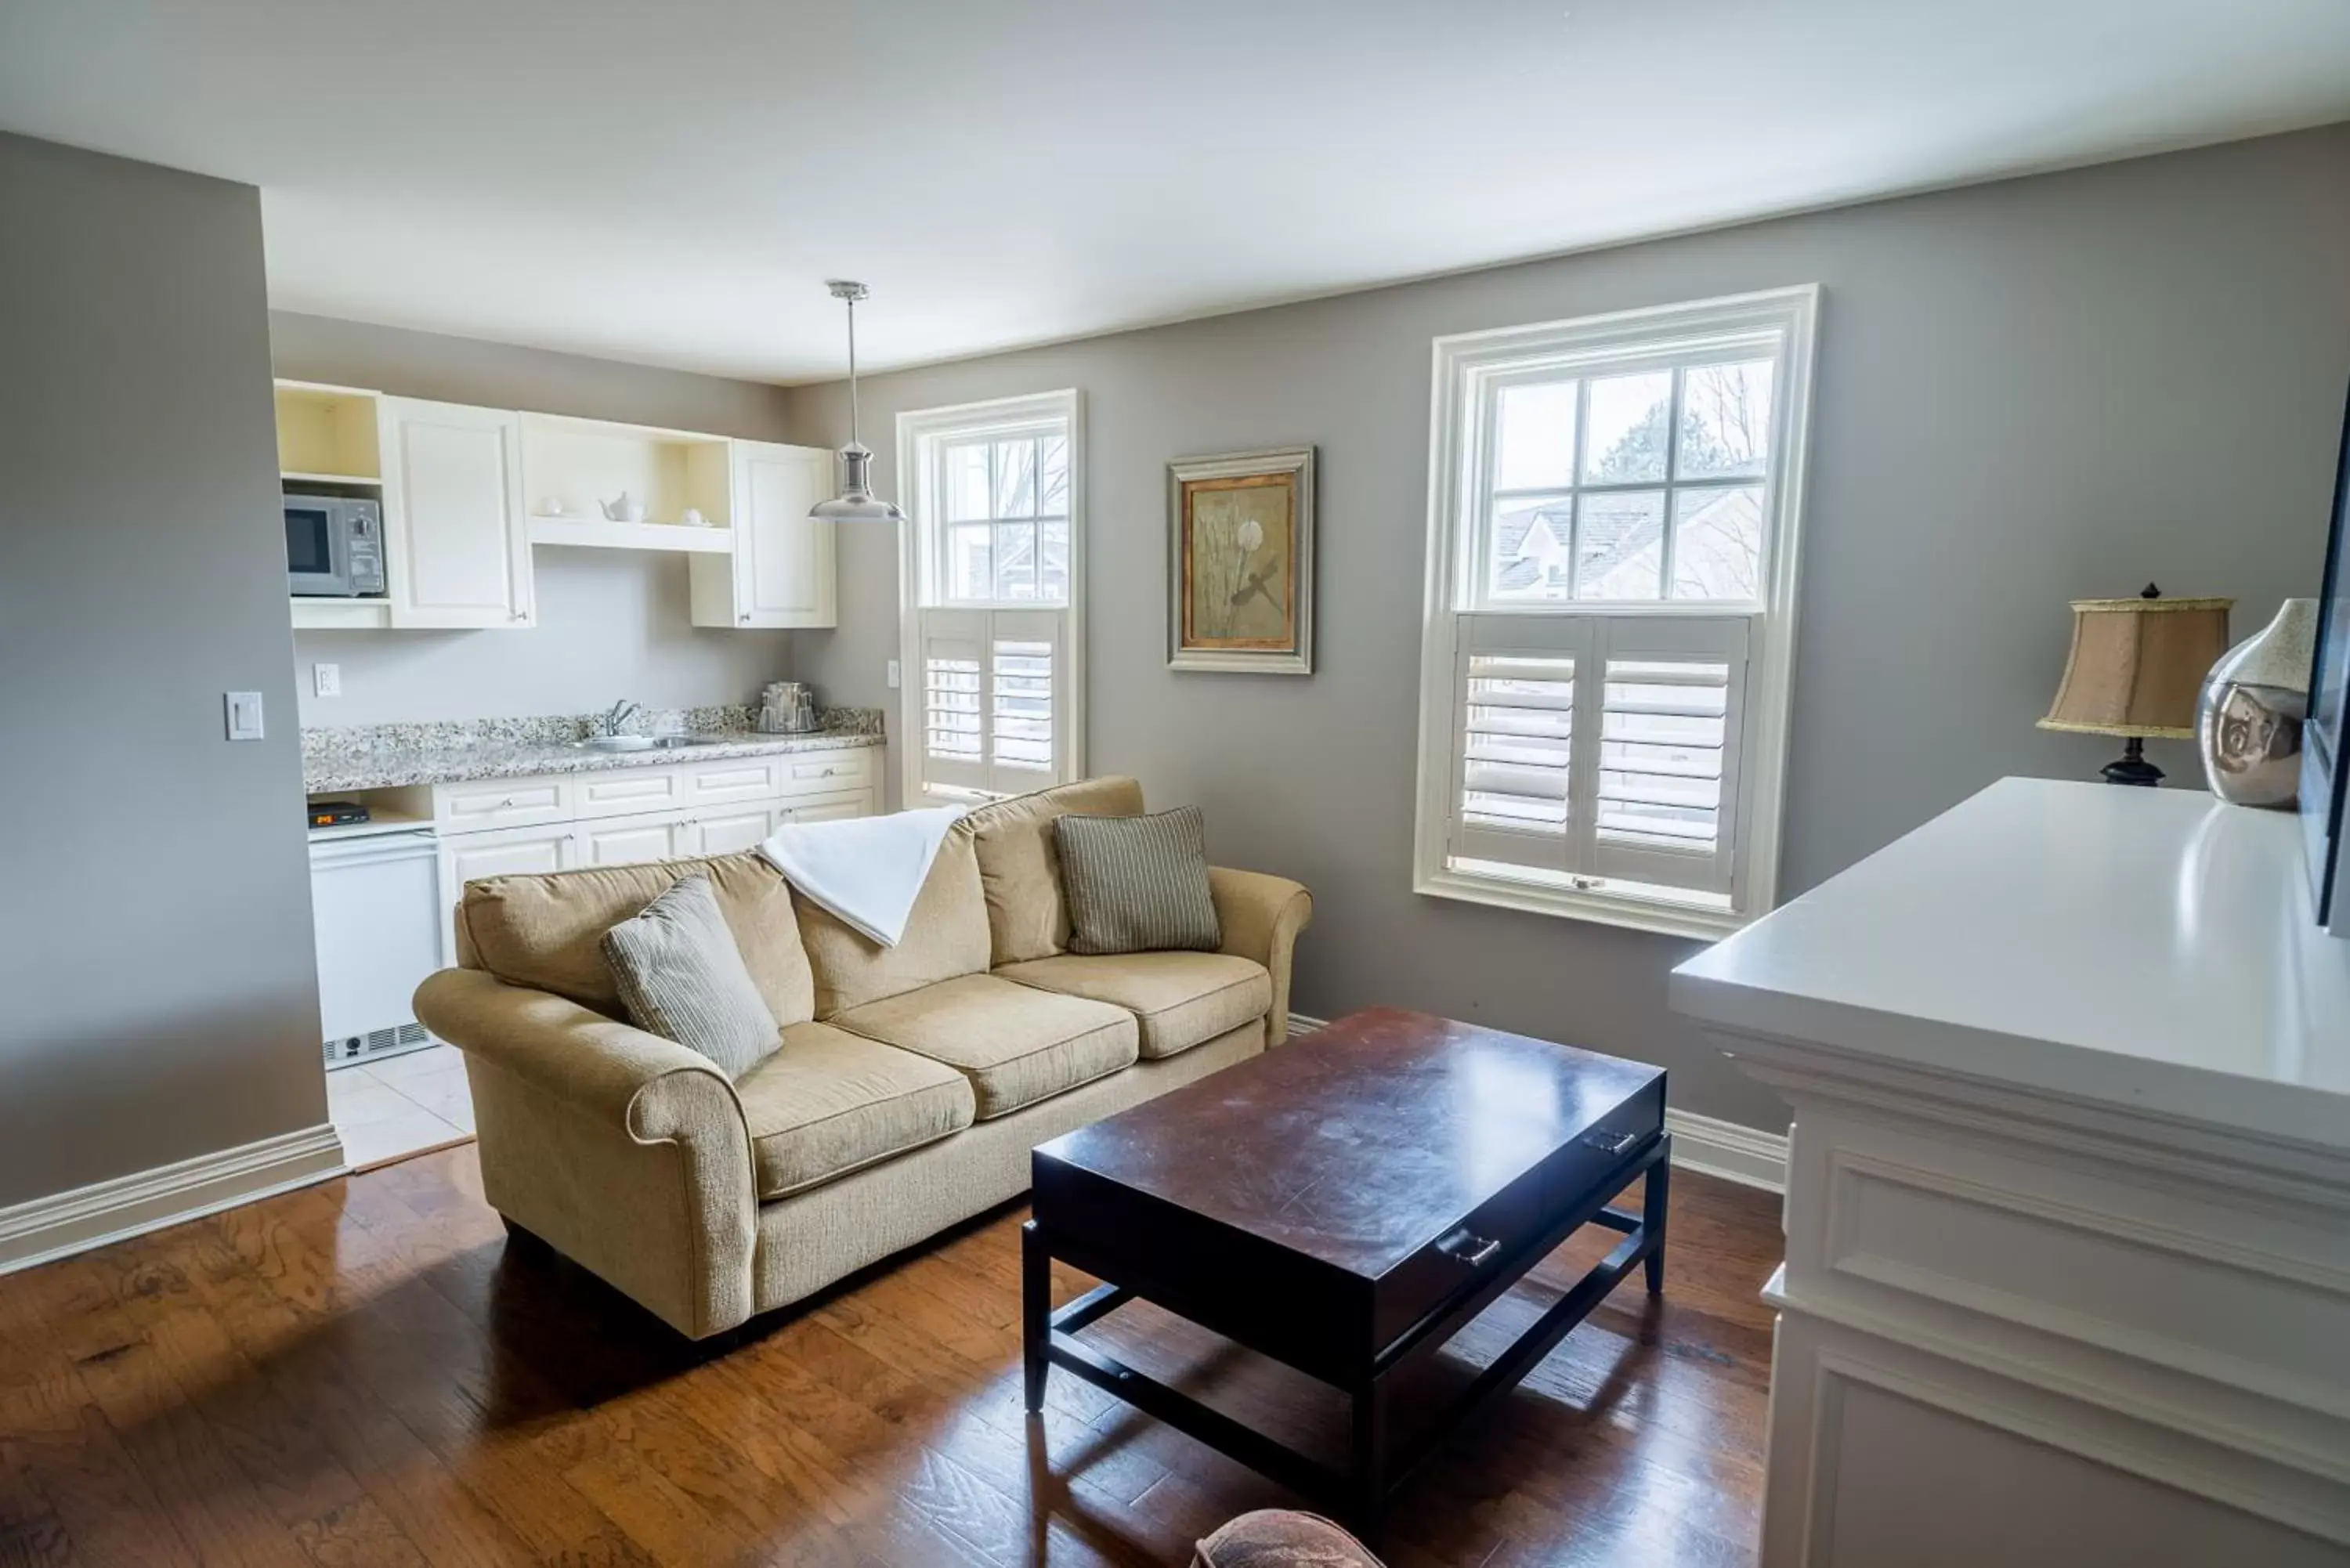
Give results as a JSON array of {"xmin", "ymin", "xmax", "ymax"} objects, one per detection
[
  {"xmin": 1411, "ymin": 286, "xmax": 1820, "ymax": 940},
  {"xmin": 896, "ymin": 388, "xmax": 1086, "ymax": 806}
]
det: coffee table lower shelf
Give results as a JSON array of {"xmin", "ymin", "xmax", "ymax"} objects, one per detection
[{"xmin": 1022, "ymin": 1132, "xmax": 1671, "ymax": 1534}]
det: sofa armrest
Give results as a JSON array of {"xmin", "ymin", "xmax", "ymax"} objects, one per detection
[
  {"xmin": 412, "ymin": 968, "xmax": 758, "ymax": 1338},
  {"xmin": 1208, "ymin": 868, "xmax": 1313, "ymax": 1047}
]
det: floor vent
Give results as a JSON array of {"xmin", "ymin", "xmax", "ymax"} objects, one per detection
[{"xmin": 323, "ymin": 1021, "xmax": 434, "ymax": 1071}]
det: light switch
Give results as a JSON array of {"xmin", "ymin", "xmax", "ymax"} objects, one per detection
[
  {"xmin": 885, "ymin": 658, "xmax": 902, "ymax": 690},
  {"xmin": 313, "ymin": 663, "xmax": 341, "ymax": 698},
  {"xmin": 225, "ymin": 691, "xmax": 265, "ymax": 741}
]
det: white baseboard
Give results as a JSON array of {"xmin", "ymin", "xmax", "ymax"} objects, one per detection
[
  {"xmin": 1286, "ymin": 1013, "xmax": 1786, "ymax": 1192},
  {"xmin": 0, "ymin": 1123, "xmax": 347, "ymax": 1277},
  {"xmin": 1665, "ymin": 1107, "xmax": 1788, "ymax": 1193}
]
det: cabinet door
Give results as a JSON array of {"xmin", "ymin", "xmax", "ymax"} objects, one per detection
[
  {"xmin": 577, "ymin": 814, "xmax": 690, "ymax": 869},
  {"xmin": 678, "ymin": 805, "xmax": 779, "ymax": 858},
  {"xmin": 714, "ymin": 441, "xmax": 836, "ymax": 629},
  {"xmin": 782, "ymin": 789, "xmax": 873, "ymax": 825},
  {"xmin": 381, "ymin": 397, "xmax": 534, "ymax": 629},
  {"xmin": 436, "ymin": 823, "xmax": 577, "ymax": 963}
]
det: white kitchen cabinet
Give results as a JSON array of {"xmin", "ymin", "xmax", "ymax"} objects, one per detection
[
  {"xmin": 677, "ymin": 805, "xmax": 779, "ymax": 857},
  {"xmin": 690, "ymin": 441, "xmax": 836, "ymax": 629},
  {"xmin": 435, "ymin": 821, "xmax": 577, "ymax": 963},
  {"xmin": 380, "ymin": 397, "xmax": 534, "ymax": 630},
  {"xmin": 783, "ymin": 789, "xmax": 873, "ymax": 825},
  {"xmin": 578, "ymin": 814, "xmax": 691, "ymax": 869}
]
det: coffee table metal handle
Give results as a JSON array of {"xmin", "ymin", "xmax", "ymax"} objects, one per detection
[
  {"xmin": 1437, "ymin": 1228, "xmax": 1501, "ymax": 1267},
  {"xmin": 1581, "ymin": 1129, "xmax": 1639, "ymax": 1156}
]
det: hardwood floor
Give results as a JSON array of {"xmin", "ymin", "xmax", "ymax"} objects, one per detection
[{"xmin": 0, "ymin": 1145, "xmax": 1781, "ymax": 1566}]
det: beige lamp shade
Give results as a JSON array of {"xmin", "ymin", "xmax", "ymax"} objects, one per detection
[{"xmin": 2039, "ymin": 592, "xmax": 2233, "ymax": 739}]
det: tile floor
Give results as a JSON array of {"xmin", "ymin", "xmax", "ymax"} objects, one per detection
[{"xmin": 325, "ymin": 1042, "xmax": 475, "ymax": 1170}]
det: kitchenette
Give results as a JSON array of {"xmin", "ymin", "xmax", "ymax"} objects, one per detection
[{"xmin": 274, "ymin": 367, "xmax": 884, "ymax": 1166}]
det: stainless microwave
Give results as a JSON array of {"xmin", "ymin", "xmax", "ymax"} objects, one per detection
[{"xmin": 286, "ymin": 493, "xmax": 386, "ymax": 598}]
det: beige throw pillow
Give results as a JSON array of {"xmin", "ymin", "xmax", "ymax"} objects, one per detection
[{"xmin": 600, "ymin": 875, "xmax": 781, "ymax": 1079}]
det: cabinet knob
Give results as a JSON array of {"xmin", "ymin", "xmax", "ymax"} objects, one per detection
[{"xmin": 739, "ymin": 612, "xmax": 750, "ymax": 624}]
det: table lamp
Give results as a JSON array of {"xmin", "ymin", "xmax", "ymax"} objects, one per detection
[{"xmin": 2039, "ymin": 584, "xmax": 2232, "ymax": 786}]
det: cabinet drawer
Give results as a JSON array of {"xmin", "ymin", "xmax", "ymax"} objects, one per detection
[
  {"xmin": 573, "ymin": 767, "xmax": 685, "ymax": 820},
  {"xmin": 778, "ymin": 748, "xmax": 874, "ymax": 797},
  {"xmin": 683, "ymin": 757, "xmax": 783, "ymax": 807},
  {"xmin": 432, "ymin": 775, "xmax": 573, "ymax": 831},
  {"xmin": 782, "ymin": 788, "xmax": 872, "ymax": 825}
]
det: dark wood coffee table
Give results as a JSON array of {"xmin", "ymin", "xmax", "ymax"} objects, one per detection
[{"xmin": 1022, "ymin": 1006, "xmax": 1668, "ymax": 1531}]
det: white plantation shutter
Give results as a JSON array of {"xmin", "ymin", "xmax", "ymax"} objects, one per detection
[
  {"xmin": 917, "ymin": 605, "xmax": 1068, "ymax": 797},
  {"xmin": 1448, "ymin": 612, "xmax": 1749, "ymax": 899}
]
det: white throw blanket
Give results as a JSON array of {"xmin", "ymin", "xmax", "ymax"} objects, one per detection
[{"xmin": 757, "ymin": 806, "xmax": 962, "ymax": 948}]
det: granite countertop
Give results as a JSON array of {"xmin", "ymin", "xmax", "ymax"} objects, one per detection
[{"xmin": 304, "ymin": 706, "xmax": 885, "ymax": 794}]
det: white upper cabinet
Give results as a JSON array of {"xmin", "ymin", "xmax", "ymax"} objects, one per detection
[
  {"xmin": 379, "ymin": 397, "xmax": 533, "ymax": 630},
  {"xmin": 692, "ymin": 441, "xmax": 837, "ymax": 629}
]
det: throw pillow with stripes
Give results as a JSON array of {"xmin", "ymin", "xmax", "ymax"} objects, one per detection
[
  {"xmin": 601, "ymin": 874, "xmax": 781, "ymax": 1080},
  {"xmin": 1055, "ymin": 805, "xmax": 1222, "ymax": 955}
]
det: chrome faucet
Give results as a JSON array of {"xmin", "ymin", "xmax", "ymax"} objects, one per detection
[{"xmin": 597, "ymin": 699, "xmax": 642, "ymax": 738}]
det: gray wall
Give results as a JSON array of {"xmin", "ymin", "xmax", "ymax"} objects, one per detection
[
  {"xmin": 783, "ymin": 125, "xmax": 2350, "ymax": 1133},
  {"xmin": 0, "ymin": 135, "xmax": 327, "ymax": 1205},
  {"xmin": 270, "ymin": 313, "xmax": 799, "ymax": 727}
]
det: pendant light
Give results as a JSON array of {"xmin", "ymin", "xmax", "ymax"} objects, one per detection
[{"xmin": 809, "ymin": 280, "xmax": 905, "ymax": 524}]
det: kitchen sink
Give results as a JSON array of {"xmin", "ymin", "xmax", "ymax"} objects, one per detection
[{"xmin": 573, "ymin": 734, "xmax": 733, "ymax": 753}]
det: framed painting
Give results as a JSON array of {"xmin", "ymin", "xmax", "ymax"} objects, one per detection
[{"xmin": 1167, "ymin": 446, "xmax": 1315, "ymax": 674}]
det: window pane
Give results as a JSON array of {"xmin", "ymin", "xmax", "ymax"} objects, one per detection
[
  {"xmin": 1039, "ymin": 518, "xmax": 1069, "ymax": 604},
  {"xmin": 945, "ymin": 443, "xmax": 991, "ymax": 522},
  {"xmin": 1488, "ymin": 497, "xmax": 1574, "ymax": 602},
  {"xmin": 1582, "ymin": 370, "xmax": 1672, "ymax": 483},
  {"xmin": 992, "ymin": 521, "xmax": 1036, "ymax": 600},
  {"xmin": 1671, "ymin": 485, "xmax": 1765, "ymax": 600},
  {"xmin": 1574, "ymin": 490, "xmax": 1665, "ymax": 600},
  {"xmin": 992, "ymin": 438, "xmax": 1036, "ymax": 518},
  {"xmin": 1039, "ymin": 435, "xmax": 1069, "ymax": 516},
  {"xmin": 1676, "ymin": 359, "xmax": 1773, "ymax": 480},
  {"xmin": 947, "ymin": 523, "xmax": 992, "ymax": 601},
  {"xmin": 1494, "ymin": 381, "xmax": 1577, "ymax": 491}
]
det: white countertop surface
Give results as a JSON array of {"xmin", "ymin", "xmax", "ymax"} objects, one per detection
[{"xmin": 1670, "ymin": 777, "xmax": 2350, "ymax": 1153}]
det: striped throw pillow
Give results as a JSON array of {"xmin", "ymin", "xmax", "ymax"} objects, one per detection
[
  {"xmin": 1054, "ymin": 806, "xmax": 1221, "ymax": 955},
  {"xmin": 600, "ymin": 874, "xmax": 780, "ymax": 1080}
]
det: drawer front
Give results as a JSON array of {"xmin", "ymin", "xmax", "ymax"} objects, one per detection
[
  {"xmin": 433, "ymin": 775, "xmax": 573, "ymax": 832},
  {"xmin": 777, "ymin": 748, "xmax": 874, "ymax": 797},
  {"xmin": 684, "ymin": 757, "xmax": 784, "ymax": 807},
  {"xmin": 573, "ymin": 766, "xmax": 685, "ymax": 820},
  {"xmin": 781, "ymin": 788, "xmax": 872, "ymax": 825},
  {"xmin": 1371, "ymin": 1075, "xmax": 1665, "ymax": 1349}
]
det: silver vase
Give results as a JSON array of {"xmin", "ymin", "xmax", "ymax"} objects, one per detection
[{"xmin": 2197, "ymin": 598, "xmax": 2317, "ymax": 808}]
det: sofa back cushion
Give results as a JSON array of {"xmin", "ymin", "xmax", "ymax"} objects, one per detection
[
  {"xmin": 794, "ymin": 820, "xmax": 992, "ymax": 1017},
  {"xmin": 457, "ymin": 851, "xmax": 816, "ymax": 1026},
  {"xmin": 964, "ymin": 775, "xmax": 1146, "ymax": 965}
]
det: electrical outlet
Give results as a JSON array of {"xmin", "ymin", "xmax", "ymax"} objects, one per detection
[
  {"xmin": 885, "ymin": 658, "xmax": 902, "ymax": 690},
  {"xmin": 224, "ymin": 691, "xmax": 264, "ymax": 741},
  {"xmin": 313, "ymin": 663, "xmax": 341, "ymax": 698}
]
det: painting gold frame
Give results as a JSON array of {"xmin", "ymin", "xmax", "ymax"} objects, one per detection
[{"xmin": 1167, "ymin": 446, "xmax": 1314, "ymax": 674}]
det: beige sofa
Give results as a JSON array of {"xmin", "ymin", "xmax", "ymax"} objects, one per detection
[{"xmin": 413, "ymin": 776, "xmax": 1312, "ymax": 1339}]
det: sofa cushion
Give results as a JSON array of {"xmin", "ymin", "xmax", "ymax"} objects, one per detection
[
  {"xmin": 1056, "ymin": 805, "xmax": 1220, "ymax": 955},
  {"xmin": 736, "ymin": 1022, "xmax": 976, "ymax": 1200},
  {"xmin": 831, "ymin": 974, "xmax": 1139, "ymax": 1119},
  {"xmin": 458, "ymin": 851, "xmax": 815, "ymax": 1027},
  {"xmin": 996, "ymin": 952, "xmax": 1272, "ymax": 1061},
  {"xmin": 792, "ymin": 822, "xmax": 992, "ymax": 1017},
  {"xmin": 964, "ymin": 776, "xmax": 1146, "ymax": 966},
  {"xmin": 600, "ymin": 875, "xmax": 780, "ymax": 1080}
]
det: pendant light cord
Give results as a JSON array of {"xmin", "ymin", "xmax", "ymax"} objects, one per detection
[{"xmin": 845, "ymin": 294, "xmax": 861, "ymax": 447}]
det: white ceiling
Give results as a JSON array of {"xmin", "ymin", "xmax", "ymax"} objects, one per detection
[{"xmin": 3, "ymin": 1, "xmax": 2346, "ymax": 385}]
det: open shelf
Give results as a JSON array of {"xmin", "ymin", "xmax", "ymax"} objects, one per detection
[
  {"xmin": 282, "ymin": 470, "xmax": 383, "ymax": 489},
  {"xmin": 520, "ymin": 413, "xmax": 732, "ymax": 537},
  {"xmin": 292, "ymin": 598, "xmax": 392, "ymax": 630},
  {"xmin": 276, "ymin": 383, "xmax": 382, "ymax": 481},
  {"xmin": 528, "ymin": 516, "xmax": 733, "ymax": 554}
]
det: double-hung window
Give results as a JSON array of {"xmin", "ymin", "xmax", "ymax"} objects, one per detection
[
  {"xmin": 898, "ymin": 389, "xmax": 1083, "ymax": 803},
  {"xmin": 1412, "ymin": 288, "xmax": 1819, "ymax": 938}
]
